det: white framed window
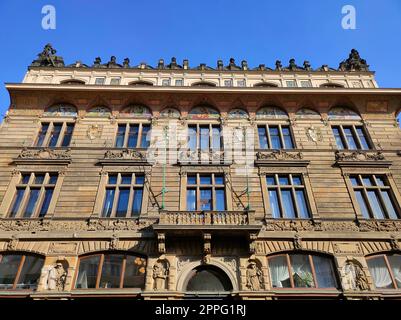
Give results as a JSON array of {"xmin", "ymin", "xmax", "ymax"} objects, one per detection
[
  {"xmin": 110, "ymin": 77, "xmax": 121, "ymax": 85},
  {"xmin": 286, "ymin": 80, "xmax": 297, "ymax": 87},
  {"xmin": 95, "ymin": 77, "xmax": 105, "ymax": 85},
  {"xmin": 300, "ymin": 80, "xmax": 312, "ymax": 87}
]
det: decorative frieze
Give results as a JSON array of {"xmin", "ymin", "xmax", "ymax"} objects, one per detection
[
  {"xmin": 256, "ymin": 150, "xmax": 303, "ymax": 161},
  {"xmin": 104, "ymin": 149, "xmax": 146, "ymax": 161},
  {"xmin": 335, "ymin": 150, "xmax": 385, "ymax": 162},
  {"xmin": 15, "ymin": 147, "xmax": 71, "ymax": 164},
  {"xmin": 333, "ymin": 242, "xmax": 363, "ymax": 255}
]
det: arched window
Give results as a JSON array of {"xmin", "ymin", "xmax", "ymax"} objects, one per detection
[
  {"xmin": 328, "ymin": 106, "xmax": 361, "ymax": 120},
  {"xmin": 87, "ymin": 106, "xmax": 111, "ymax": 117},
  {"xmin": 227, "ymin": 108, "xmax": 249, "ymax": 119},
  {"xmin": 320, "ymin": 82, "xmax": 345, "ymax": 88},
  {"xmin": 268, "ymin": 253, "xmax": 338, "ymax": 289},
  {"xmin": 254, "ymin": 82, "xmax": 279, "ymax": 88},
  {"xmin": 0, "ymin": 253, "xmax": 44, "ymax": 290},
  {"xmin": 366, "ymin": 253, "xmax": 401, "ymax": 289},
  {"xmin": 160, "ymin": 107, "xmax": 180, "ymax": 119},
  {"xmin": 60, "ymin": 79, "xmax": 86, "ymax": 85},
  {"xmin": 75, "ymin": 252, "xmax": 147, "ymax": 289},
  {"xmin": 295, "ymin": 108, "xmax": 321, "ymax": 119},
  {"xmin": 43, "ymin": 104, "xmax": 78, "ymax": 117},
  {"xmin": 188, "ymin": 105, "xmax": 220, "ymax": 120},
  {"xmin": 256, "ymin": 106, "xmax": 288, "ymax": 119},
  {"xmin": 120, "ymin": 105, "xmax": 152, "ymax": 118},
  {"xmin": 128, "ymin": 80, "xmax": 154, "ymax": 86},
  {"xmin": 185, "ymin": 265, "xmax": 233, "ymax": 292},
  {"xmin": 191, "ymin": 81, "xmax": 217, "ymax": 87}
]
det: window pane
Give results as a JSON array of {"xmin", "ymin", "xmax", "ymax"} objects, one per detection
[
  {"xmin": 188, "ymin": 126, "xmax": 197, "ymax": 150},
  {"xmin": 135, "ymin": 175, "xmax": 144, "ymax": 185},
  {"xmin": 356, "ymin": 127, "xmax": 370, "ymax": 150},
  {"xmin": 296, "ymin": 190, "xmax": 310, "ymax": 218},
  {"xmin": 108, "ymin": 175, "xmax": 117, "ymax": 184},
  {"xmin": 187, "ymin": 175, "xmax": 196, "ymax": 185},
  {"xmin": 214, "ymin": 175, "xmax": 224, "ymax": 185},
  {"xmin": 312, "ymin": 256, "xmax": 337, "ymax": 288},
  {"xmin": 332, "ymin": 127, "xmax": 345, "ymax": 149},
  {"xmin": 115, "ymin": 125, "xmax": 126, "ymax": 147},
  {"xmin": 375, "ymin": 176, "xmax": 386, "ymax": 186},
  {"xmin": 350, "ymin": 176, "xmax": 360, "ymax": 186},
  {"xmin": 121, "ymin": 175, "xmax": 132, "ymax": 184},
  {"xmin": 343, "ymin": 127, "xmax": 357, "ymax": 150},
  {"xmin": 212, "ymin": 127, "xmax": 221, "ymax": 150},
  {"xmin": 75, "ymin": 255, "xmax": 101, "ymax": 289},
  {"xmin": 61, "ymin": 123, "xmax": 74, "ymax": 147},
  {"xmin": 381, "ymin": 190, "xmax": 398, "ymax": 219},
  {"xmin": 200, "ymin": 175, "xmax": 211, "ymax": 185},
  {"xmin": 355, "ymin": 190, "xmax": 370, "ymax": 218},
  {"xmin": 269, "ymin": 256, "xmax": 290, "ymax": 288},
  {"xmin": 278, "ymin": 176, "xmax": 289, "ymax": 185},
  {"xmin": 141, "ymin": 125, "xmax": 151, "ymax": 148},
  {"xmin": 16, "ymin": 256, "xmax": 44, "ymax": 289},
  {"xmin": 292, "ymin": 176, "xmax": 302, "ymax": 185},
  {"xmin": 38, "ymin": 188, "xmax": 54, "ymax": 217},
  {"xmin": 290, "ymin": 255, "xmax": 315, "ymax": 288},
  {"xmin": 282, "ymin": 127, "xmax": 294, "ymax": 149},
  {"xmin": 128, "ymin": 124, "xmax": 139, "ymax": 148},
  {"xmin": 266, "ymin": 176, "xmax": 276, "ymax": 185},
  {"xmin": 36, "ymin": 123, "xmax": 49, "ymax": 147},
  {"xmin": 132, "ymin": 188, "xmax": 143, "ymax": 216},
  {"xmin": 367, "ymin": 190, "xmax": 385, "ymax": 219},
  {"xmin": 367, "ymin": 257, "xmax": 394, "ymax": 289},
  {"xmin": 102, "ymin": 188, "xmax": 115, "ymax": 217},
  {"xmin": 187, "ymin": 189, "xmax": 196, "ymax": 211},
  {"xmin": 200, "ymin": 189, "xmax": 212, "ymax": 210},
  {"xmin": 387, "ymin": 255, "xmax": 401, "ymax": 288},
  {"xmin": 123, "ymin": 256, "xmax": 146, "ymax": 288},
  {"xmin": 48, "ymin": 123, "xmax": 62, "ymax": 147},
  {"xmin": 362, "ymin": 176, "xmax": 373, "ymax": 186},
  {"xmin": 269, "ymin": 126, "xmax": 282, "ymax": 149},
  {"xmin": 34, "ymin": 174, "xmax": 45, "ymax": 184},
  {"xmin": 99, "ymin": 255, "xmax": 124, "ymax": 289},
  {"xmin": 281, "ymin": 190, "xmax": 296, "ymax": 218},
  {"xmin": 9, "ymin": 188, "xmax": 25, "ymax": 217},
  {"xmin": 23, "ymin": 188, "xmax": 40, "ymax": 218},
  {"xmin": 258, "ymin": 127, "xmax": 268, "ymax": 149},
  {"xmin": 115, "ymin": 188, "xmax": 130, "ymax": 217},
  {"xmin": 48, "ymin": 174, "xmax": 58, "ymax": 185},
  {"xmin": 215, "ymin": 189, "xmax": 226, "ymax": 211},
  {"xmin": 200, "ymin": 126, "xmax": 210, "ymax": 150},
  {"xmin": 0, "ymin": 255, "xmax": 22, "ymax": 289},
  {"xmin": 21, "ymin": 174, "xmax": 30, "ymax": 184},
  {"xmin": 268, "ymin": 190, "xmax": 281, "ymax": 218}
]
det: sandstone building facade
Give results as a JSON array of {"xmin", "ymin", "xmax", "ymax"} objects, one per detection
[{"xmin": 0, "ymin": 45, "xmax": 400, "ymax": 300}]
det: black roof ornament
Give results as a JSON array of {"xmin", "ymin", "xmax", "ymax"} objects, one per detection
[
  {"xmin": 338, "ymin": 49, "xmax": 369, "ymax": 71},
  {"xmin": 30, "ymin": 43, "xmax": 64, "ymax": 67}
]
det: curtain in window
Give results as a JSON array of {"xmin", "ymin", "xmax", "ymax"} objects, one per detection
[
  {"xmin": 269, "ymin": 256, "xmax": 290, "ymax": 288},
  {"xmin": 312, "ymin": 256, "xmax": 336, "ymax": 288},
  {"xmin": 290, "ymin": 255, "xmax": 314, "ymax": 287},
  {"xmin": 76, "ymin": 270, "xmax": 88, "ymax": 289},
  {"xmin": 367, "ymin": 258, "xmax": 393, "ymax": 288},
  {"xmin": 388, "ymin": 255, "xmax": 401, "ymax": 287}
]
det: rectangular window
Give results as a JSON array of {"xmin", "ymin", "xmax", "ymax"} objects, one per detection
[
  {"xmin": 332, "ymin": 125, "xmax": 371, "ymax": 150},
  {"xmin": 175, "ymin": 79, "xmax": 184, "ymax": 86},
  {"xmin": 35, "ymin": 122, "xmax": 75, "ymax": 147},
  {"xmin": 300, "ymin": 80, "xmax": 312, "ymax": 87},
  {"xmin": 286, "ymin": 80, "xmax": 297, "ymax": 87},
  {"xmin": 162, "ymin": 79, "xmax": 171, "ymax": 86},
  {"xmin": 257, "ymin": 125, "xmax": 294, "ymax": 149},
  {"xmin": 8, "ymin": 173, "xmax": 58, "ymax": 218},
  {"xmin": 266, "ymin": 174, "xmax": 311, "ymax": 219},
  {"xmin": 186, "ymin": 173, "xmax": 226, "ymax": 211},
  {"xmin": 101, "ymin": 173, "xmax": 145, "ymax": 217},
  {"xmin": 224, "ymin": 79, "xmax": 233, "ymax": 87},
  {"xmin": 187, "ymin": 124, "xmax": 222, "ymax": 151},
  {"xmin": 95, "ymin": 77, "xmax": 105, "ymax": 85},
  {"xmin": 110, "ymin": 77, "xmax": 121, "ymax": 85},
  {"xmin": 114, "ymin": 123, "xmax": 151, "ymax": 148},
  {"xmin": 237, "ymin": 79, "xmax": 246, "ymax": 87},
  {"xmin": 350, "ymin": 174, "xmax": 400, "ymax": 219}
]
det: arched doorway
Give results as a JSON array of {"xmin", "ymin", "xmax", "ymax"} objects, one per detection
[{"xmin": 183, "ymin": 265, "xmax": 233, "ymax": 299}]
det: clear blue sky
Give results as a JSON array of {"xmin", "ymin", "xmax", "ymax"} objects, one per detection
[{"xmin": 0, "ymin": 0, "xmax": 401, "ymax": 119}]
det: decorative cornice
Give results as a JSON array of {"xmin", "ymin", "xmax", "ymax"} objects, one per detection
[
  {"xmin": 99, "ymin": 148, "xmax": 150, "ymax": 165},
  {"xmin": 255, "ymin": 150, "xmax": 309, "ymax": 167},
  {"xmin": 14, "ymin": 147, "xmax": 71, "ymax": 165},
  {"xmin": 335, "ymin": 150, "xmax": 391, "ymax": 168}
]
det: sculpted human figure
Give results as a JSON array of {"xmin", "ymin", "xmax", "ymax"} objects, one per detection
[
  {"xmin": 246, "ymin": 261, "xmax": 262, "ymax": 290},
  {"xmin": 153, "ymin": 261, "xmax": 167, "ymax": 290},
  {"xmin": 46, "ymin": 262, "xmax": 67, "ymax": 291}
]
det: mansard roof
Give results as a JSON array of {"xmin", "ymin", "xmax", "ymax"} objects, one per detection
[{"xmin": 29, "ymin": 44, "xmax": 372, "ymax": 73}]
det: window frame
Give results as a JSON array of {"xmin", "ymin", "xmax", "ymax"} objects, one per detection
[
  {"xmin": 101, "ymin": 172, "xmax": 146, "ymax": 218},
  {"xmin": 114, "ymin": 122, "xmax": 151, "ymax": 149},
  {"xmin": 347, "ymin": 174, "xmax": 401, "ymax": 220},
  {"xmin": 186, "ymin": 173, "xmax": 226, "ymax": 211},
  {"xmin": 7, "ymin": 172, "xmax": 59, "ymax": 219},
  {"xmin": 256, "ymin": 123, "xmax": 296, "ymax": 149},
  {"xmin": 331, "ymin": 124, "xmax": 372, "ymax": 150},
  {"xmin": 73, "ymin": 252, "xmax": 147, "ymax": 290},
  {"xmin": 267, "ymin": 252, "xmax": 339, "ymax": 290},
  {"xmin": 34, "ymin": 121, "xmax": 75, "ymax": 148},
  {"xmin": 187, "ymin": 123, "xmax": 223, "ymax": 152},
  {"xmin": 366, "ymin": 253, "xmax": 401, "ymax": 290},
  {"xmin": 0, "ymin": 252, "xmax": 44, "ymax": 291}
]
